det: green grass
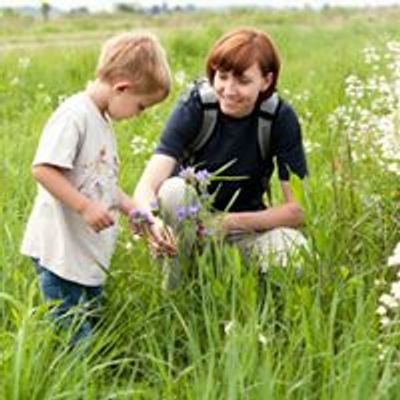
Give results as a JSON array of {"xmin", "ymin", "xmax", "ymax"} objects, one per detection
[{"xmin": 0, "ymin": 7, "xmax": 399, "ymax": 399}]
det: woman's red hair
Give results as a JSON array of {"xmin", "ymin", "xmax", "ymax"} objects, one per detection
[{"xmin": 206, "ymin": 28, "xmax": 281, "ymax": 99}]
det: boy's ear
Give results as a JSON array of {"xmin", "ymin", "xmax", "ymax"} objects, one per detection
[{"xmin": 113, "ymin": 80, "xmax": 132, "ymax": 93}]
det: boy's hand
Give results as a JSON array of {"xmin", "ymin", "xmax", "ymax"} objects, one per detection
[{"xmin": 80, "ymin": 200, "xmax": 115, "ymax": 232}]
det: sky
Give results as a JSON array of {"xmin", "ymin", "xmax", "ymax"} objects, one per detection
[{"xmin": 1, "ymin": 0, "xmax": 400, "ymax": 11}]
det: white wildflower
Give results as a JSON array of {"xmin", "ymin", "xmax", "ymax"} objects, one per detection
[
  {"xmin": 376, "ymin": 305, "xmax": 387, "ymax": 316},
  {"xmin": 10, "ymin": 77, "xmax": 20, "ymax": 86},
  {"xmin": 258, "ymin": 332, "xmax": 267, "ymax": 346},
  {"xmin": 174, "ymin": 70, "xmax": 186, "ymax": 86},
  {"xmin": 374, "ymin": 278, "xmax": 385, "ymax": 287},
  {"xmin": 362, "ymin": 45, "xmax": 381, "ymax": 65},
  {"xmin": 303, "ymin": 139, "xmax": 321, "ymax": 154},
  {"xmin": 387, "ymin": 163, "xmax": 400, "ymax": 175},
  {"xmin": 380, "ymin": 316, "xmax": 391, "ymax": 327},
  {"xmin": 224, "ymin": 320, "xmax": 235, "ymax": 336},
  {"xmin": 388, "ymin": 243, "xmax": 400, "ymax": 267},
  {"xmin": 130, "ymin": 135, "xmax": 152, "ymax": 156},
  {"xmin": 391, "ymin": 281, "xmax": 400, "ymax": 300},
  {"xmin": 379, "ymin": 293, "xmax": 398, "ymax": 309},
  {"xmin": 43, "ymin": 95, "xmax": 52, "ymax": 105},
  {"xmin": 18, "ymin": 56, "xmax": 31, "ymax": 69},
  {"xmin": 387, "ymin": 41, "xmax": 400, "ymax": 54},
  {"xmin": 388, "ymin": 254, "xmax": 400, "ymax": 267}
]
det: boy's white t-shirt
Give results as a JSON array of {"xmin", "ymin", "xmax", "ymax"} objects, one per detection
[{"xmin": 21, "ymin": 92, "xmax": 120, "ymax": 286}]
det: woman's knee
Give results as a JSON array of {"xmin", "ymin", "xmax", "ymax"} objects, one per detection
[{"xmin": 249, "ymin": 228, "xmax": 308, "ymax": 269}]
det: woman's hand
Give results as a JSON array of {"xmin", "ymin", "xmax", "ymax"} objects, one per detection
[
  {"xmin": 147, "ymin": 216, "xmax": 177, "ymax": 257},
  {"xmin": 129, "ymin": 210, "xmax": 177, "ymax": 257},
  {"xmin": 132, "ymin": 154, "xmax": 179, "ymax": 257}
]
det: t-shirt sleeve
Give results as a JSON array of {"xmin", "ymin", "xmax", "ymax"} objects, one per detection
[
  {"xmin": 272, "ymin": 102, "xmax": 308, "ymax": 181},
  {"xmin": 33, "ymin": 106, "xmax": 83, "ymax": 169},
  {"xmin": 155, "ymin": 86, "xmax": 204, "ymax": 161}
]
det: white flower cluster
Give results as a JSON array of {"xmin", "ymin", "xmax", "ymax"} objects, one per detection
[
  {"xmin": 328, "ymin": 42, "xmax": 400, "ymax": 175},
  {"xmin": 281, "ymin": 87, "xmax": 318, "ymax": 153},
  {"xmin": 174, "ymin": 70, "xmax": 187, "ymax": 86},
  {"xmin": 362, "ymin": 46, "xmax": 381, "ymax": 67},
  {"xmin": 377, "ymin": 243, "xmax": 400, "ymax": 329},
  {"xmin": 9, "ymin": 57, "xmax": 32, "ymax": 87},
  {"xmin": 18, "ymin": 56, "xmax": 31, "ymax": 70},
  {"xmin": 388, "ymin": 243, "xmax": 400, "ymax": 267},
  {"xmin": 130, "ymin": 135, "xmax": 156, "ymax": 156}
]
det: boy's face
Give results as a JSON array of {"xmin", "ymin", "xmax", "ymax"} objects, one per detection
[{"xmin": 107, "ymin": 83, "xmax": 164, "ymax": 120}]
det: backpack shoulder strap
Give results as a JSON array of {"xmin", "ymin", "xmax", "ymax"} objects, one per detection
[
  {"xmin": 191, "ymin": 79, "xmax": 219, "ymax": 154},
  {"xmin": 258, "ymin": 92, "xmax": 281, "ymax": 206},
  {"xmin": 257, "ymin": 91, "xmax": 280, "ymax": 160}
]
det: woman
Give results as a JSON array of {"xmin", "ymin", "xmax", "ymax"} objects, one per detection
[{"xmin": 133, "ymin": 28, "xmax": 308, "ymax": 284}]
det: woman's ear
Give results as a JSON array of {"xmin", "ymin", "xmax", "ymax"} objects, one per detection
[{"xmin": 261, "ymin": 72, "xmax": 274, "ymax": 92}]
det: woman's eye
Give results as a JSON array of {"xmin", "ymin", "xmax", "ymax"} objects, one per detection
[{"xmin": 239, "ymin": 78, "xmax": 251, "ymax": 85}]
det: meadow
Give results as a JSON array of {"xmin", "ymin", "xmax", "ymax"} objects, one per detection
[{"xmin": 0, "ymin": 7, "xmax": 399, "ymax": 399}]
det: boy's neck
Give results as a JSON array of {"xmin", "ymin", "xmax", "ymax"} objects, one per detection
[{"xmin": 85, "ymin": 79, "xmax": 110, "ymax": 119}]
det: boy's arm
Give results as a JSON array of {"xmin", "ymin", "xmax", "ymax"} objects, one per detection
[
  {"xmin": 32, "ymin": 164, "xmax": 115, "ymax": 232},
  {"xmin": 221, "ymin": 181, "xmax": 304, "ymax": 233}
]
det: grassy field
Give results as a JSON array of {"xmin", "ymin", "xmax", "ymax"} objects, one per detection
[{"xmin": 0, "ymin": 7, "xmax": 399, "ymax": 399}]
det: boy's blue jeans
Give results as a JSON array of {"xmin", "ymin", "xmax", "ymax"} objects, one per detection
[{"xmin": 32, "ymin": 258, "xmax": 102, "ymax": 345}]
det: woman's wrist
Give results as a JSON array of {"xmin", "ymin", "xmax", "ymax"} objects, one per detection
[
  {"xmin": 128, "ymin": 208, "xmax": 154, "ymax": 225},
  {"xmin": 220, "ymin": 213, "xmax": 240, "ymax": 233}
]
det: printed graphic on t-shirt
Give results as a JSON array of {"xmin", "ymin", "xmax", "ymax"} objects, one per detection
[{"xmin": 77, "ymin": 146, "xmax": 119, "ymax": 217}]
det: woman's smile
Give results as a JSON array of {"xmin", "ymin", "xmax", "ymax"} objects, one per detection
[{"xmin": 213, "ymin": 63, "xmax": 270, "ymax": 118}]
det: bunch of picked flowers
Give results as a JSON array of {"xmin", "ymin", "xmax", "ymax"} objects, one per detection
[{"xmin": 176, "ymin": 160, "xmax": 244, "ymax": 244}]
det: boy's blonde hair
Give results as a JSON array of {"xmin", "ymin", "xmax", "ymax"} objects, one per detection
[{"xmin": 96, "ymin": 31, "xmax": 171, "ymax": 96}]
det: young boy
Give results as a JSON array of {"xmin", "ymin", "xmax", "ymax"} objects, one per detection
[{"xmin": 20, "ymin": 32, "xmax": 171, "ymax": 344}]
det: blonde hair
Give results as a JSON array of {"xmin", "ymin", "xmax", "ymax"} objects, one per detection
[{"xmin": 96, "ymin": 32, "xmax": 171, "ymax": 96}]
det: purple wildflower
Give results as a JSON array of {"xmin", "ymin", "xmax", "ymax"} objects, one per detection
[
  {"xmin": 188, "ymin": 202, "xmax": 201, "ymax": 217},
  {"xmin": 150, "ymin": 199, "xmax": 159, "ymax": 211},
  {"xmin": 176, "ymin": 206, "xmax": 188, "ymax": 222},
  {"xmin": 195, "ymin": 169, "xmax": 211, "ymax": 183},
  {"xmin": 176, "ymin": 202, "xmax": 201, "ymax": 222},
  {"xmin": 179, "ymin": 167, "xmax": 196, "ymax": 183}
]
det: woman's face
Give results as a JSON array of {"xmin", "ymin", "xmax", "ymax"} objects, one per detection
[{"xmin": 213, "ymin": 63, "xmax": 272, "ymax": 118}]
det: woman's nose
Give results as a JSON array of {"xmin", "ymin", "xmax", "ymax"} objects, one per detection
[{"xmin": 224, "ymin": 78, "xmax": 237, "ymax": 96}]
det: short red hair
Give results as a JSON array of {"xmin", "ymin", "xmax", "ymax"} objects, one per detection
[{"xmin": 206, "ymin": 28, "xmax": 281, "ymax": 99}]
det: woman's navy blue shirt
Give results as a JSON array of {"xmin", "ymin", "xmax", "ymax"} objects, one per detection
[{"xmin": 155, "ymin": 86, "xmax": 308, "ymax": 212}]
